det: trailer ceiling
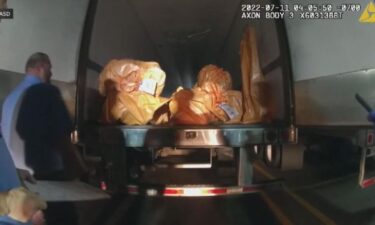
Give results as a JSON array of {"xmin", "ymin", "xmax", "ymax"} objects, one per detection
[{"xmin": 89, "ymin": 0, "xmax": 243, "ymax": 89}]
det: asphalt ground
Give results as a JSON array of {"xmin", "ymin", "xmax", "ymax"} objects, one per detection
[{"xmin": 73, "ymin": 148, "xmax": 375, "ymax": 225}]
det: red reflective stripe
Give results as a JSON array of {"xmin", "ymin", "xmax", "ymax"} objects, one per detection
[
  {"xmin": 361, "ymin": 178, "xmax": 375, "ymax": 188},
  {"xmin": 164, "ymin": 189, "xmax": 181, "ymax": 195},
  {"xmin": 100, "ymin": 181, "xmax": 107, "ymax": 191},
  {"xmin": 368, "ymin": 133, "xmax": 374, "ymax": 145},
  {"xmin": 128, "ymin": 185, "xmax": 262, "ymax": 196},
  {"xmin": 208, "ymin": 188, "xmax": 227, "ymax": 195}
]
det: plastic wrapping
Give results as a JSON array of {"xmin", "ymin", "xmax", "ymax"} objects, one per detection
[
  {"xmin": 100, "ymin": 89, "xmax": 118, "ymax": 123},
  {"xmin": 111, "ymin": 92, "xmax": 169, "ymax": 125},
  {"xmin": 194, "ymin": 65, "xmax": 243, "ymax": 124},
  {"xmin": 240, "ymin": 26, "xmax": 268, "ymax": 123},
  {"xmin": 195, "ymin": 64, "xmax": 232, "ymax": 92},
  {"xmin": 99, "ymin": 61, "xmax": 245, "ymax": 125},
  {"xmin": 98, "ymin": 59, "xmax": 165, "ymax": 96},
  {"xmin": 98, "ymin": 59, "xmax": 167, "ymax": 124},
  {"xmin": 213, "ymin": 90, "xmax": 243, "ymax": 124},
  {"xmin": 169, "ymin": 88, "xmax": 217, "ymax": 125}
]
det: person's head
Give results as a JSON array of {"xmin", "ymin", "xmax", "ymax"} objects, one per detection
[
  {"xmin": 6, "ymin": 187, "xmax": 47, "ymax": 222},
  {"xmin": 25, "ymin": 52, "xmax": 52, "ymax": 83}
]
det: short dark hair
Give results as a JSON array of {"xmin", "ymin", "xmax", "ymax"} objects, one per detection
[{"xmin": 25, "ymin": 52, "xmax": 50, "ymax": 71}]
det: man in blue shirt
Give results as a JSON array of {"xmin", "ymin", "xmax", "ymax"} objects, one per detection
[
  {"xmin": 1, "ymin": 52, "xmax": 51, "ymax": 176},
  {"xmin": 0, "ymin": 52, "xmax": 51, "ymax": 225},
  {"xmin": 7, "ymin": 53, "xmax": 79, "ymax": 225}
]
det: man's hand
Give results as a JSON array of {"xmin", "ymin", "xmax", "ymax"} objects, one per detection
[{"xmin": 17, "ymin": 169, "xmax": 36, "ymax": 184}]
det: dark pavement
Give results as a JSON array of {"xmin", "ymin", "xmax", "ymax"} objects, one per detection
[{"xmin": 72, "ymin": 147, "xmax": 375, "ymax": 225}]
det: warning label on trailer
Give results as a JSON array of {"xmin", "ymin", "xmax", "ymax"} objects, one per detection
[{"xmin": 359, "ymin": 1, "xmax": 375, "ymax": 23}]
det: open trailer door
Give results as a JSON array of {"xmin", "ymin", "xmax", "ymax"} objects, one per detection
[
  {"xmin": 281, "ymin": 0, "xmax": 375, "ymax": 127},
  {"xmin": 282, "ymin": 0, "xmax": 375, "ymax": 188}
]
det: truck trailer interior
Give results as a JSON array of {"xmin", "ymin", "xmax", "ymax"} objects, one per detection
[{"xmin": 77, "ymin": 0, "xmax": 299, "ymax": 193}]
